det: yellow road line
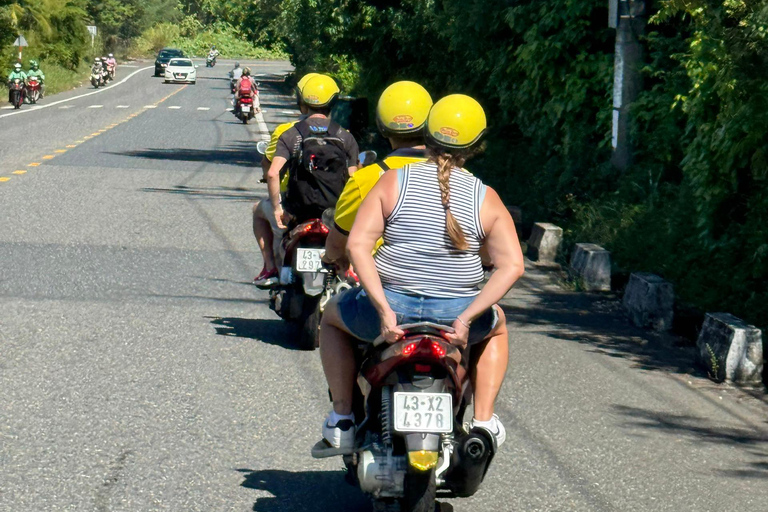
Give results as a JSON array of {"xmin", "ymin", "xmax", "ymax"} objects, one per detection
[
  {"xmin": 13, "ymin": 170, "xmax": 26, "ymax": 175},
  {"xmin": 91, "ymin": 132, "xmax": 100, "ymax": 136},
  {"xmin": 66, "ymin": 144, "xmax": 77, "ymax": 148},
  {"xmin": 0, "ymin": 177, "xmax": 10, "ymax": 182},
  {"xmin": 75, "ymin": 140, "xmax": 84, "ymax": 143},
  {"xmin": 55, "ymin": 149, "xmax": 67, "ymax": 153},
  {"xmin": 43, "ymin": 155, "xmax": 54, "ymax": 160},
  {"xmin": 28, "ymin": 163, "xmax": 40, "ymax": 167}
]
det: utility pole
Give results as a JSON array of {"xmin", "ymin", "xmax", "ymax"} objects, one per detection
[{"xmin": 609, "ymin": 0, "xmax": 646, "ymax": 172}]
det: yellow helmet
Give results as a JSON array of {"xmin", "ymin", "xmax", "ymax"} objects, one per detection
[
  {"xmin": 376, "ymin": 81, "xmax": 433, "ymax": 138},
  {"xmin": 301, "ymin": 74, "xmax": 340, "ymax": 108},
  {"xmin": 296, "ymin": 72, "xmax": 320, "ymax": 91},
  {"xmin": 426, "ymin": 94, "xmax": 487, "ymax": 149}
]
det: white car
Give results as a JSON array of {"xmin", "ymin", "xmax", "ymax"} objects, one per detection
[{"xmin": 164, "ymin": 58, "xmax": 197, "ymax": 84}]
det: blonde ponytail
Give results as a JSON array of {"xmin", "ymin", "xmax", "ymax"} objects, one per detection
[{"xmin": 435, "ymin": 152, "xmax": 469, "ymax": 251}]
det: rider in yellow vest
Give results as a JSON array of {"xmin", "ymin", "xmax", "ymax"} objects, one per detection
[{"xmin": 323, "ymin": 80, "xmax": 434, "ymax": 271}]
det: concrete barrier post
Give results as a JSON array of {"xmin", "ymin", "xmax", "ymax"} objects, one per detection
[
  {"xmin": 622, "ymin": 272, "xmax": 674, "ymax": 331},
  {"xmin": 569, "ymin": 243, "xmax": 611, "ymax": 292},
  {"xmin": 696, "ymin": 313, "xmax": 763, "ymax": 384},
  {"xmin": 527, "ymin": 222, "xmax": 563, "ymax": 265}
]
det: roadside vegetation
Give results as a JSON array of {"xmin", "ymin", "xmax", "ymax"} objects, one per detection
[{"xmin": 1, "ymin": 0, "xmax": 766, "ymax": 332}]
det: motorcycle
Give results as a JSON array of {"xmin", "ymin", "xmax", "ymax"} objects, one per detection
[
  {"xmin": 206, "ymin": 54, "xmax": 217, "ymax": 67},
  {"xmin": 8, "ymin": 79, "xmax": 25, "ymax": 109},
  {"xmin": 268, "ymin": 216, "xmax": 331, "ymax": 349},
  {"xmin": 312, "ymin": 323, "xmax": 497, "ymax": 512},
  {"xmin": 90, "ymin": 69, "xmax": 104, "ymax": 88},
  {"xmin": 25, "ymin": 77, "xmax": 41, "ymax": 104},
  {"xmin": 235, "ymin": 86, "xmax": 260, "ymax": 124},
  {"xmin": 106, "ymin": 64, "xmax": 116, "ymax": 81}
]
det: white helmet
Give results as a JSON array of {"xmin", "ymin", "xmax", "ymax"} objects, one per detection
[{"xmin": 108, "ymin": 53, "xmax": 113, "ymax": 58}]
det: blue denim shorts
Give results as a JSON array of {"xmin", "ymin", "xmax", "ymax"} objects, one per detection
[{"xmin": 337, "ymin": 287, "xmax": 498, "ymax": 345}]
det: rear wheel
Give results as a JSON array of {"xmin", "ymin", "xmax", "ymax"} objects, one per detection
[
  {"xmin": 297, "ymin": 296, "xmax": 322, "ymax": 350},
  {"xmin": 401, "ymin": 469, "xmax": 436, "ymax": 512}
]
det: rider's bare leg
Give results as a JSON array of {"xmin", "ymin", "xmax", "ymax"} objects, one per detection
[
  {"xmin": 470, "ymin": 306, "xmax": 509, "ymax": 422},
  {"xmin": 319, "ymin": 296, "xmax": 357, "ymax": 416},
  {"xmin": 252, "ymin": 201, "xmax": 276, "ymax": 272}
]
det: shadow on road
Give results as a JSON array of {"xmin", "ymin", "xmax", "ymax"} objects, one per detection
[
  {"xmin": 208, "ymin": 316, "xmax": 306, "ymax": 351},
  {"xmin": 614, "ymin": 404, "xmax": 768, "ymax": 479},
  {"xmin": 237, "ymin": 468, "xmax": 371, "ymax": 512},
  {"xmin": 109, "ymin": 142, "xmax": 263, "ymax": 168},
  {"xmin": 141, "ymin": 184, "xmax": 266, "ymax": 201},
  {"xmin": 500, "ymin": 289, "xmax": 700, "ymax": 377}
]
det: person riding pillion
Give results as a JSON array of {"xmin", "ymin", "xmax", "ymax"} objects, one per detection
[
  {"xmin": 26, "ymin": 60, "xmax": 45, "ymax": 97},
  {"xmin": 317, "ymin": 94, "xmax": 525, "ymax": 452},
  {"xmin": 324, "ymin": 80, "xmax": 434, "ymax": 272},
  {"xmin": 233, "ymin": 67, "xmax": 259, "ymax": 114},
  {"xmin": 252, "ymin": 72, "xmax": 319, "ymax": 287},
  {"xmin": 266, "ymin": 74, "xmax": 359, "ymax": 231}
]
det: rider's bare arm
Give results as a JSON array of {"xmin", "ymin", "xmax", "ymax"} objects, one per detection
[
  {"xmin": 347, "ymin": 169, "xmax": 398, "ymax": 318},
  {"xmin": 266, "ymin": 156, "xmax": 287, "ymax": 211},
  {"xmin": 457, "ymin": 187, "xmax": 524, "ymax": 326}
]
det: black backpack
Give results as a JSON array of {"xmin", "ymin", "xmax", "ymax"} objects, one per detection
[{"xmin": 285, "ymin": 120, "xmax": 350, "ymax": 222}]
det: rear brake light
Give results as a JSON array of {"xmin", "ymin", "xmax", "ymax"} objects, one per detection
[
  {"xmin": 302, "ymin": 222, "xmax": 329, "ymax": 234},
  {"xmin": 414, "ymin": 364, "xmax": 431, "ymax": 373},
  {"xmin": 402, "ymin": 343, "xmax": 417, "ymax": 356},
  {"xmin": 431, "ymin": 341, "xmax": 446, "ymax": 358}
]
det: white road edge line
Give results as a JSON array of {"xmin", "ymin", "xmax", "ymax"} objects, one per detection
[
  {"xmin": 255, "ymin": 105, "xmax": 270, "ymax": 141},
  {"xmin": 88, "ymin": 105, "xmax": 103, "ymax": 109},
  {"xmin": 0, "ymin": 65, "xmax": 154, "ymax": 120},
  {"xmin": 197, "ymin": 107, "xmax": 210, "ymax": 111}
]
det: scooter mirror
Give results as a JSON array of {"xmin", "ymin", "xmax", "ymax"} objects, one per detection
[
  {"xmin": 256, "ymin": 141, "xmax": 268, "ymax": 155},
  {"xmin": 359, "ymin": 150, "xmax": 377, "ymax": 167}
]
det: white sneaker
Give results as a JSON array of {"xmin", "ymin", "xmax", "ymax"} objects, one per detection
[
  {"xmin": 322, "ymin": 417, "xmax": 355, "ymax": 450},
  {"xmin": 470, "ymin": 414, "xmax": 506, "ymax": 449}
]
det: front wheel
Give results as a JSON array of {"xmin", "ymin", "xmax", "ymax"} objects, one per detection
[{"xmin": 401, "ymin": 469, "xmax": 436, "ymax": 512}]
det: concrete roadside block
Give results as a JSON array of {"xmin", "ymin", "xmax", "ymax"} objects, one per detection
[
  {"xmin": 622, "ymin": 272, "xmax": 674, "ymax": 331},
  {"xmin": 527, "ymin": 222, "xmax": 563, "ymax": 265},
  {"xmin": 696, "ymin": 313, "xmax": 763, "ymax": 384},
  {"xmin": 569, "ymin": 243, "xmax": 611, "ymax": 292}
]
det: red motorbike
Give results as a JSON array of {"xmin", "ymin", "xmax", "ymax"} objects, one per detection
[
  {"xmin": 236, "ymin": 94, "xmax": 257, "ymax": 124},
  {"xmin": 25, "ymin": 77, "xmax": 41, "ymax": 104},
  {"xmin": 8, "ymin": 79, "xmax": 25, "ymax": 109},
  {"xmin": 312, "ymin": 323, "xmax": 496, "ymax": 511},
  {"xmin": 269, "ymin": 216, "xmax": 330, "ymax": 349}
]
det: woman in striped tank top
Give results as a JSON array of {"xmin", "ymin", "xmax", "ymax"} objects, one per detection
[{"xmin": 319, "ymin": 95, "xmax": 525, "ymax": 450}]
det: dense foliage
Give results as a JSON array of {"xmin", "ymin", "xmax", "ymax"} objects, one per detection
[{"xmin": 256, "ymin": 0, "xmax": 768, "ymax": 330}]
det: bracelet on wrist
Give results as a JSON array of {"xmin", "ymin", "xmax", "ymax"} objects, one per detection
[{"xmin": 457, "ymin": 316, "xmax": 471, "ymax": 329}]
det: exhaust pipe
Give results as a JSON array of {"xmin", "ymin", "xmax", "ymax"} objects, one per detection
[{"xmin": 444, "ymin": 429, "xmax": 495, "ymax": 497}]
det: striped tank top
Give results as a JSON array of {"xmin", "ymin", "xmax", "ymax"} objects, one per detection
[{"xmin": 374, "ymin": 161, "xmax": 487, "ymax": 298}]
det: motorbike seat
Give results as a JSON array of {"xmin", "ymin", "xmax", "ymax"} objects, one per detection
[{"xmin": 401, "ymin": 322, "xmax": 453, "ymax": 337}]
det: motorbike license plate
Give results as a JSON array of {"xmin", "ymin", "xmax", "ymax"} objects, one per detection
[
  {"xmin": 295, "ymin": 248, "xmax": 326, "ymax": 272},
  {"xmin": 242, "ymin": 105, "xmax": 251, "ymax": 113},
  {"xmin": 393, "ymin": 392, "xmax": 453, "ymax": 433}
]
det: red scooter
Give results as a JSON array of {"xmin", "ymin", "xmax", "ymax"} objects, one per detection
[
  {"xmin": 25, "ymin": 77, "xmax": 41, "ymax": 104},
  {"xmin": 269, "ymin": 217, "xmax": 330, "ymax": 349},
  {"xmin": 312, "ymin": 323, "xmax": 496, "ymax": 512},
  {"xmin": 236, "ymin": 94, "xmax": 257, "ymax": 124},
  {"xmin": 8, "ymin": 79, "xmax": 25, "ymax": 109}
]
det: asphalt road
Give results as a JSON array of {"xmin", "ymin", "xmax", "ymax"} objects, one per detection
[{"xmin": 1, "ymin": 60, "xmax": 767, "ymax": 512}]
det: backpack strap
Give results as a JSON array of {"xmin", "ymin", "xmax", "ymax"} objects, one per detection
[
  {"xmin": 327, "ymin": 121, "xmax": 342, "ymax": 138},
  {"xmin": 374, "ymin": 159, "xmax": 390, "ymax": 173}
]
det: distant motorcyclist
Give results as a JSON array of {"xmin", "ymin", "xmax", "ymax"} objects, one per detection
[
  {"xmin": 27, "ymin": 60, "xmax": 46, "ymax": 97},
  {"xmin": 91, "ymin": 57, "xmax": 103, "ymax": 74},
  {"xmin": 229, "ymin": 62, "xmax": 242, "ymax": 93},
  {"xmin": 207, "ymin": 45, "xmax": 219, "ymax": 65},
  {"xmin": 105, "ymin": 53, "xmax": 117, "ymax": 79},
  {"xmin": 7, "ymin": 63, "xmax": 27, "ymax": 103},
  {"xmin": 233, "ymin": 67, "xmax": 259, "ymax": 115}
]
